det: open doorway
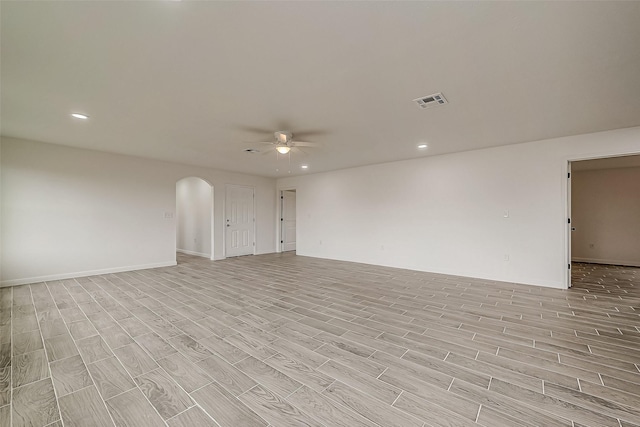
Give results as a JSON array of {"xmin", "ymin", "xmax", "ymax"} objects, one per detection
[
  {"xmin": 568, "ymin": 155, "xmax": 640, "ymax": 286},
  {"xmin": 176, "ymin": 177, "xmax": 214, "ymax": 260},
  {"xmin": 281, "ymin": 189, "xmax": 296, "ymax": 252}
]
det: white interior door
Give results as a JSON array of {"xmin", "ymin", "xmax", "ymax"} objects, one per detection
[
  {"xmin": 567, "ymin": 162, "xmax": 572, "ymax": 288},
  {"xmin": 225, "ymin": 185, "xmax": 255, "ymax": 257},
  {"xmin": 282, "ymin": 190, "xmax": 296, "ymax": 252}
]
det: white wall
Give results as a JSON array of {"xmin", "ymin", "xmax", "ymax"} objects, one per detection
[
  {"xmin": 0, "ymin": 137, "xmax": 277, "ymax": 286},
  {"xmin": 0, "ymin": 140, "xmax": 3, "ymax": 282},
  {"xmin": 571, "ymin": 167, "xmax": 640, "ymax": 266},
  {"xmin": 176, "ymin": 177, "xmax": 212, "ymax": 258},
  {"xmin": 278, "ymin": 127, "xmax": 640, "ymax": 288}
]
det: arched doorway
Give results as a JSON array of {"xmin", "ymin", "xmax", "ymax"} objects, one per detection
[{"xmin": 176, "ymin": 177, "xmax": 214, "ymax": 260}]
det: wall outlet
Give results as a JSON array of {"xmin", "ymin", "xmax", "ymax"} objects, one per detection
[
  {"xmin": 503, "ymin": 210, "xmax": 509, "ymax": 218},
  {"xmin": 319, "ymin": 240, "xmax": 322, "ymax": 245},
  {"xmin": 163, "ymin": 212, "xmax": 174, "ymax": 219},
  {"xmin": 504, "ymin": 254, "xmax": 509, "ymax": 261}
]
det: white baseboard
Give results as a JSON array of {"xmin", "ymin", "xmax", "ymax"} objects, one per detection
[
  {"xmin": 0, "ymin": 261, "xmax": 178, "ymax": 287},
  {"xmin": 177, "ymin": 249, "xmax": 212, "ymax": 258},
  {"xmin": 572, "ymin": 257, "xmax": 640, "ymax": 268}
]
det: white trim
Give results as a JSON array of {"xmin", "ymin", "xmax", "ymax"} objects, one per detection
[
  {"xmin": 572, "ymin": 257, "xmax": 640, "ymax": 268},
  {"xmin": 279, "ymin": 189, "xmax": 285, "ymax": 253},
  {"xmin": 210, "ymin": 184, "xmax": 215, "ymax": 260},
  {"xmin": 177, "ymin": 248, "xmax": 211, "ymax": 258},
  {"xmin": 563, "ymin": 149, "xmax": 640, "ymax": 289},
  {"xmin": 0, "ymin": 261, "xmax": 177, "ymax": 287},
  {"xmin": 566, "ymin": 160, "xmax": 572, "ymax": 288},
  {"xmin": 300, "ymin": 253, "xmax": 564, "ymax": 288},
  {"xmin": 276, "ymin": 185, "xmax": 297, "ymax": 253},
  {"xmin": 280, "ymin": 189, "xmax": 297, "ymax": 253}
]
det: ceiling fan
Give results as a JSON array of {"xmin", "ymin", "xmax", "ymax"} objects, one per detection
[{"xmin": 249, "ymin": 131, "xmax": 322, "ymax": 155}]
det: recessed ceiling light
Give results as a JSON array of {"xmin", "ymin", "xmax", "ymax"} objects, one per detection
[
  {"xmin": 417, "ymin": 144, "xmax": 428, "ymax": 149},
  {"xmin": 71, "ymin": 113, "xmax": 89, "ymax": 120},
  {"xmin": 301, "ymin": 165, "xmax": 309, "ymax": 169}
]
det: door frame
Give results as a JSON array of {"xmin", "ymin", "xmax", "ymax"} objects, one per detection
[
  {"xmin": 564, "ymin": 150, "xmax": 640, "ymax": 289},
  {"xmin": 567, "ymin": 161, "xmax": 572, "ymax": 288},
  {"xmin": 175, "ymin": 176, "xmax": 215, "ymax": 261},
  {"xmin": 223, "ymin": 184, "xmax": 256, "ymax": 258},
  {"xmin": 280, "ymin": 189, "xmax": 297, "ymax": 252},
  {"xmin": 277, "ymin": 186, "xmax": 297, "ymax": 253}
]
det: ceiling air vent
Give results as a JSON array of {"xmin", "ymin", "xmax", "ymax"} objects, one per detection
[
  {"xmin": 413, "ymin": 93, "xmax": 447, "ymax": 109},
  {"xmin": 244, "ymin": 148, "xmax": 260, "ymax": 153}
]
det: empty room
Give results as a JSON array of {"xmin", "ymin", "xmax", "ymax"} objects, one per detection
[{"xmin": 2, "ymin": 1, "xmax": 640, "ymax": 427}]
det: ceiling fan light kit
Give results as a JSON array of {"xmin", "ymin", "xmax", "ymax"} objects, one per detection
[{"xmin": 246, "ymin": 129, "xmax": 321, "ymax": 158}]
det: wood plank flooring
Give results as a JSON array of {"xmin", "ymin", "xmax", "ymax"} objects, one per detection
[{"xmin": 0, "ymin": 254, "xmax": 638, "ymax": 427}]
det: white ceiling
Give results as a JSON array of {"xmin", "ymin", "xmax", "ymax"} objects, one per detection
[{"xmin": 2, "ymin": 1, "xmax": 640, "ymax": 178}]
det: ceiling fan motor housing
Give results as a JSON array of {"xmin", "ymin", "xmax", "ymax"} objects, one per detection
[{"xmin": 275, "ymin": 131, "xmax": 292, "ymax": 144}]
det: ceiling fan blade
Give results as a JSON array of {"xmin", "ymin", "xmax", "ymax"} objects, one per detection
[
  {"xmin": 293, "ymin": 129, "xmax": 329, "ymax": 139},
  {"xmin": 293, "ymin": 141, "xmax": 321, "ymax": 147},
  {"xmin": 294, "ymin": 147, "xmax": 310, "ymax": 156},
  {"xmin": 243, "ymin": 141, "xmax": 275, "ymax": 145},
  {"xmin": 235, "ymin": 125, "xmax": 275, "ymax": 134}
]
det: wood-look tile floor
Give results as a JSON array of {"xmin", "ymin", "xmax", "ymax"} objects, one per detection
[{"xmin": 1, "ymin": 254, "xmax": 639, "ymax": 427}]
